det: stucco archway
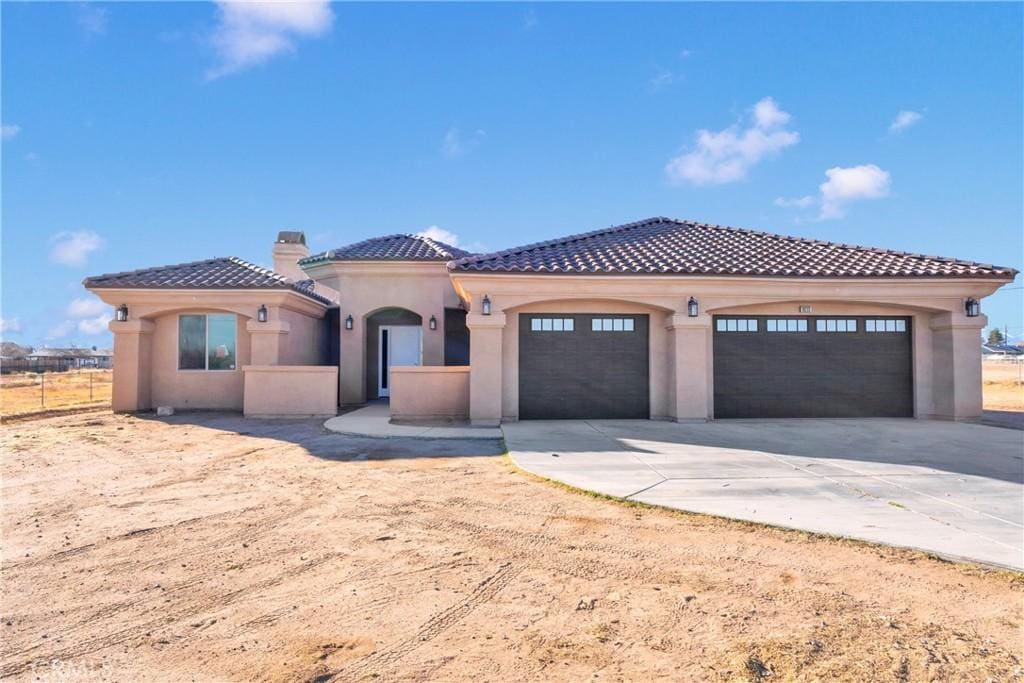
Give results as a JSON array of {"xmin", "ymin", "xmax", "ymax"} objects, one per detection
[{"xmin": 364, "ymin": 307, "xmax": 423, "ymax": 400}]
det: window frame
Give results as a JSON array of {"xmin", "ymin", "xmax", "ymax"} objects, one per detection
[
  {"xmin": 177, "ymin": 313, "xmax": 239, "ymax": 372},
  {"xmin": 766, "ymin": 319, "xmax": 808, "ymax": 333},
  {"xmin": 815, "ymin": 319, "xmax": 858, "ymax": 333},
  {"xmin": 715, "ymin": 318, "xmax": 759, "ymax": 333},
  {"xmin": 530, "ymin": 317, "xmax": 575, "ymax": 333},
  {"xmin": 591, "ymin": 317, "xmax": 636, "ymax": 332},
  {"xmin": 866, "ymin": 319, "xmax": 908, "ymax": 333}
]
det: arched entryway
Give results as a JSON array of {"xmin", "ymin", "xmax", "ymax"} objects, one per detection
[{"xmin": 365, "ymin": 308, "xmax": 422, "ymax": 399}]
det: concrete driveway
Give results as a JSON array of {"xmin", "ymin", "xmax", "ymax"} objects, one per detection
[{"xmin": 503, "ymin": 419, "xmax": 1024, "ymax": 570}]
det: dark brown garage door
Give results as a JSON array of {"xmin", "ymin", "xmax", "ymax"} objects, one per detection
[
  {"xmin": 713, "ymin": 316, "xmax": 913, "ymax": 418},
  {"xmin": 519, "ymin": 314, "xmax": 649, "ymax": 419}
]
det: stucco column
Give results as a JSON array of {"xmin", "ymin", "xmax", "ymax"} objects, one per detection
[
  {"xmin": 339, "ymin": 309, "xmax": 365, "ymax": 405},
  {"xmin": 422, "ymin": 312, "xmax": 444, "ymax": 366},
  {"xmin": 109, "ymin": 319, "xmax": 155, "ymax": 413},
  {"xmin": 467, "ymin": 311, "xmax": 505, "ymax": 426},
  {"xmin": 246, "ymin": 318, "xmax": 290, "ymax": 365},
  {"xmin": 667, "ymin": 312, "xmax": 713, "ymax": 421},
  {"xmin": 929, "ymin": 311, "xmax": 986, "ymax": 420}
]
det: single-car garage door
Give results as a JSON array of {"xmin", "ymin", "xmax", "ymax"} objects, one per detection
[
  {"xmin": 519, "ymin": 313, "xmax": 649, "ymax": 419},
  {"xmin": 713, "ymin": 315, "xmax": 913, "ymax": 418}
]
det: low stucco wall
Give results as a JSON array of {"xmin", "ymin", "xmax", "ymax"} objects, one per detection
[
  {"xmin": 242, "ymin": 365, "xmax": 338, "ymax": 417},
  {"xmin": 389, "ymin": 366, "xmax": 470, "ymax": 421}
]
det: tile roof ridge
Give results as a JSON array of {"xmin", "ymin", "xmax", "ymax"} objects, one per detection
[
  {"xmin": 225, "ymin": 256, "xmax": 293, "ymax": 283},
  {"xmin": 83, "ymin": 256, "xmax": 237, "ymax": 285},
  {"xmin": 701, "ymin": 222, "xmax": 1000, "ymax": 270},
  {"xmin": 451, "ymin": 216, "xmax": 691, "ymax": 267}
]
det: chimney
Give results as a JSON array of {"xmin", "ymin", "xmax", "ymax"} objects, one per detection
[{"xmin": 272, "ymin": 231, "xmax": 310, "ymax": 281}]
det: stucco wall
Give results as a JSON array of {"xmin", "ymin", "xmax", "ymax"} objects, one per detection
[
  {"xmin": 242, "ymin": 365, "xmax": 338, "ymax": 417},
  {"xmin": 303, "ymin": 261, "xmax": 461, "ymax": 405},
  {"xmin": 276, "ymin": 307, "xmax": 325, "ymax": 365},
  {"xmin": 93, "ymin": 289, "xmax": 329, "ymax": 413},
  {"xmin": 389, "ymin": 367, "xmax": 470, "ymax": 421},
  {"xmin": 149, "ymin": 310, "xmax": 251, "ymax": 410},
  {"xmin": 452, "ymin": 273, "xmax": 1001, "ymax": 423}
]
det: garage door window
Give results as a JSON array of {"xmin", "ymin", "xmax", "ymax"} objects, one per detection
[
  {"xmin": 766, "ymin": 319, "xmax": 808, "ymax": 332},
  {"xmin": 716, "ymin": 319, "xmax": 758, "ymax": 332},
  {"xmin": 591, "ymin": 318, "xmax": 635, "ymax": 332},
  {"xmin": 816, "ymin": 319, "xmax": 857, "ymax": 333},
  {"xmin": 866, "ymin": 319, "xmax": 907, "ymax": 333},
  {"xmin": 530, "ymin": 318, "xmax": 574, "ymax": 332}
]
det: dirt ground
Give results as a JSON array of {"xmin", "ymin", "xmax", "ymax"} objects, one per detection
[
  {"xmin": 1, "ymin": 412, "xmax": 1021, "ymax": 682},
  {"xmin": 983, "ymin": 361, "xmax": 1024, "ymax": 412},
  {"xmin": 0, "ymin": 370, "xmax": 112, "ymax": 419}
]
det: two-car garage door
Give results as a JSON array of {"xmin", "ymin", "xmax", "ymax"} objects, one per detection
[
  {"xmin": 713, "ymin": 315, "xmax": 913, "ymax": 418},
  {"xmin": 517, "ymin": 312, "xmax": 913, "ymax": 420}
]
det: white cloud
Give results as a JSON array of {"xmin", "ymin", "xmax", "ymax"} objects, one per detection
[
  {"xmin": 67, "ymin": 296, "xmax": 109, "ymax": 319},
  {"xmin": 49, "ymin": 230, "xmax": 104, "ymax": 267},
  {"xmin": 77, "ymin": 3, "xmax": 108, "ymax": 36},
  {"xmin": 417, "ymin": 226, "xmax": 461, "ymax": 247},
  {"xmin": 1, "ymin": 123, "xmax": 20, "ymax": 140},
  {"xmin": 522, "ymin": 8, "xmax": 538, "ymax": 30},
  {"xmin": 46, "ymin": 321, "xmax": 75, "ymax": 340},
  {"xmin": 441, "ymin": 127, "xmax": 486, "ymax": 158},
  {"xmin": 889, "ymin": 110, "xmax": 923, "ymax": 134},
  {"xmin": 650, "ymin": 67, "xmax": 676, "ymax": 91},
  {"xmin": 818, "ymin": 164, "xmax": 891, "ymax": 219},
  {"xmin": 773, "ymin": 195, "xmax": 815, "ymax": 209},
  {"xmin": 206, "ymin": 0, "xmax": 334, "ymax": 80},
  {"xmin": 665, "ymin": 97, "xmax": 799, "ymax": 186},
  {"xmin": 0, "ymin": 317, "xmax": 22, "ymax": 334},
  {"xmin": 78, "ymin": 315, "xmax": 111, "ymax": 335}
]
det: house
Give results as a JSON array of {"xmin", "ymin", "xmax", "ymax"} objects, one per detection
[
  {"xmin": 982, "ymin": 343, "xmax": 1024, "ymax": 358},
  {"xmin": 1, "ymin": 346, "xmax": 113, "ymax": 374},
  {"xmin": 83, "ymin": 217, "xmax": 1017, "ymax": 423}
]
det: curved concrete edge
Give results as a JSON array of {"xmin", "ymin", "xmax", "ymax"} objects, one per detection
[
  {"xmin": 505, "ymin": 450, "xmax": 1022, "ymax": 575},
  {"xmin": 323, "ymin": 404, "xmax": 504, "ymax": 441}
]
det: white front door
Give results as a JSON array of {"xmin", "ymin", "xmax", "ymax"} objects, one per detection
[{"xmin": 378, "ymin": 325, "xmax": 422, "ymax": 397}]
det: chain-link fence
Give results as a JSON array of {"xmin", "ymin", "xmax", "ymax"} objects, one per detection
[{"xmin": 0, "ymin": 369, "xmax": 113, "ymax": 418}]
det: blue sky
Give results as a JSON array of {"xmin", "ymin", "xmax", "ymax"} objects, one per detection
[{"xmin": 2, "ymin": 1, "xmax": 1021, "ymax": 348}]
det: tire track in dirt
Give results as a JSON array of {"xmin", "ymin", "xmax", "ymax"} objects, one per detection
[
  {"xmin": 2, "ymin": 497, "xmax": 329, "ymax": 659},
  {"xmin": 325, "ymin": 561, "xmax": 521, "ymax": 682},
  {"xmin": 0, "ymin": 552, "xmax": 345, "ymax": 677}
]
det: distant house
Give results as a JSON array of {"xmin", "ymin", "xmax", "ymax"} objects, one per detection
[
  {"xmin": 0, "ymin": 346, "xmax": 113, "ymax": 374},
  {"xmin": 982, "ymin": 343, "xmax": 1024, "ymax": 358}
]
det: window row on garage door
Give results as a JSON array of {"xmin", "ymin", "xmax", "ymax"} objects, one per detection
[{"xmin": 518, "ymin": 314, "xmax": 913, "ymax": 420}]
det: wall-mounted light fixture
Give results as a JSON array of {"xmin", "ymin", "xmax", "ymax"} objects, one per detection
[
  {"xmin": 115, "ymin": 304, "xmax": 128, "ymax": 322},
  {"xmin": 687, "ymin": 297, "xmax": 699, "ymax": 317},
  {"xmin": 345, "ymin": 314, "xmax": 354, "ymax": 330},
  {"xmin": 257, "ymin": 304, "xmax": 268, "ymax": 323},
  {"xmin": 965, "ymin": 298, "xmax": 980, "ymax": 318},
  {"xmin": 481, "ymin": 295, "xmax": 492, "ymax": 316},
  {"xmin": 429, "ymin": 315, "xmax": 437, "ymax": 330}
]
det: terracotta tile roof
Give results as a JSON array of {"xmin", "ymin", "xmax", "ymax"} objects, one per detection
[
  {"xmin": 299, "ymin": 233, "xmax": 473, "ymax": 266},
  {"xmin": 83, "ymin": 257, "xmax": 334, "ymax": 305},
  {"xmin": 450, "ymin": 217, "xmax": 1017, "ymax": 279}
]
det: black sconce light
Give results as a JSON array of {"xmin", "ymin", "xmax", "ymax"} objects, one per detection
[
  {"xmin": 965, "ymin": 298, "xmax": 980, "ymax": 318},
  {"xmin": 115, "ymin": 304, "xmax": 128, "ymax": 322},
  {"xmin": 345, "ymin": 314, "xmax": 354, "ymax": 330},
  {"xmin": 257, "ymin": 304, "xmax": 268, "ymax": 323},
  {"xmin": 429, "ymin": 315, "xmax": 437, "ymax": 330},
  {"xmin": 687, "ymin": 297, "xmax": 699, "ymax": 317},
  {"xmin": 481, "ymin": 295, "xmax": 492, "ymax": 316}
]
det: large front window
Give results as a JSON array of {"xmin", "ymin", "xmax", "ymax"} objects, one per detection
[{"xmin": 178, "ymin": 314, "xmax": 237, "ymax": 371}]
